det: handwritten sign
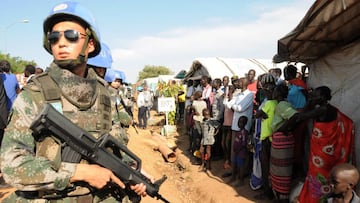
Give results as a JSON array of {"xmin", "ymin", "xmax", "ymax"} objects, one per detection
[{"xmin": 157, "ymin": 97, "xmax": 175, "ymax": 112}]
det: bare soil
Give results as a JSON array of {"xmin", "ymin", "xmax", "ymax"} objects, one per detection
[
  {"xmin": 128, "ymin": 110, "xmax": 272, "ymax": 203},
  {"xmin": 0, "ymin": 110, "xmax": 273, "ymax": 203}
]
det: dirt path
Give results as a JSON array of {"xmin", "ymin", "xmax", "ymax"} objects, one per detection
[
  {"xmin": 0, "ymin": 110, "xmax": 272, "ymax": 203},
  {"xmin": 127, "ymin": 112, "xmax": 272, "ymax": 203}
]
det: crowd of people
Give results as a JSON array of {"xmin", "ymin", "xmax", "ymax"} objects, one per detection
[
  {"xmin": 0, "ymin": 61, "xmax": 45, "ymax": 156},
  {"xmin": 183, "ymin": 67, "xmax": 356, "ymax": 203},
  {"xmin": 0, "ymin": 1, "xmax": 358, "ymax": 202}
]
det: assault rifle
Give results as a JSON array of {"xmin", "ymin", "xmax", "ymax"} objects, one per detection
[
  {"xmin": 132, "ymin": 121, "xmax": 139, "ymax": 134},
  {"xmin": 30, "ymin": 104, "xmax": 169, "ymax": 203}
]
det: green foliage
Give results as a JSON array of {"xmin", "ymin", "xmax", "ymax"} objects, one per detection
[
  {"xmin": 156, "ymin": 80, "xmax": 182, "ymax": 125},
  {"xmin": 137, "ymin": 65, "xmax": 173, "ymax": 82},
  {"xmin": 156, "ymin": 81, "xmax": 180, "ymax": 98},
  {"xmin": 168, "ymin": 111, "xmax": 176, "ymax": 125},
  {"xmin": 0, "ymin": 52, "xmax": 37, "ymax": 73}
]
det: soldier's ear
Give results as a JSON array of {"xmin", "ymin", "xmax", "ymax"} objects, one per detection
[{"xmin": 87, "ymin": 39, "xmax": 95, "ymax": 54}]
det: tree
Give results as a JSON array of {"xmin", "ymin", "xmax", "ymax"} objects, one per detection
[
  {"xmin": 137, "ymin": 65, "xmax": 173, "ymax": 82},
  {"xmin": 0, "ymin": 52, "xmax": 37, "ymax": 73}
]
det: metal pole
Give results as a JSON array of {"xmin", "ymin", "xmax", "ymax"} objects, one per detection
[
  {"xmin": 3, "ymin": 19, "xmax": 29, "ymax": 53},
  {"xmin": 165, "ymin": 111, "xmax": 168, "ymax": 136}
]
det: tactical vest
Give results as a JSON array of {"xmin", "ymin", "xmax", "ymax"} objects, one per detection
[
  {"xmin": 22, "ymin": 72, "xmax": 112, "ymax": 201},
  {"xmin": 27, "ymin": 72, "xmax": 111, "ymax": 158}
]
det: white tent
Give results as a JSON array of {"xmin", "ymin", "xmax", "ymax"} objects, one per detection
[
  {"xmin": 184, "ymin": 57, "xmax": 288, "ymax": 81},
  {"xmin": 275, "ymin": 0, "xmax": 360, "ymax": 183}
]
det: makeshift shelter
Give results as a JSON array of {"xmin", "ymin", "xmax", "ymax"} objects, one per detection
[
  {"xmin": 184, "ymin": 57, "xmax": 287, "ymax": 81},
  {"xmin": 274, "ymin": 0, "xmax": 360, "ymax": 176}
]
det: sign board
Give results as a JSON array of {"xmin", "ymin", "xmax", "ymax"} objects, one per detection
[{"xmin": 157, "ymin": 97, "xmax": 175, "ymax": 112}]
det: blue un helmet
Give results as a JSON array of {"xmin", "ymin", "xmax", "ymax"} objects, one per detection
[
  {"xmin": 87, "ymin": 42, "xmax": 113, "ymax": 69},
  {"xmin": 43, "ymin": 1, "xmax": 101, "ymax": 62},
  {"xmin": 104, "ymin": 69, "xmax": 123, "ymax": 83}
]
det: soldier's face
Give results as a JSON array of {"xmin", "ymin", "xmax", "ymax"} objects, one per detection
[
  {"xmin": 50, "ymin": 21, "xmax": 94, "ymax": 61},
  {"xmin": 111, "ymin": 80, "xmax": 121, "ymax": 89},
  {"xmin": 94, "ymin": 67, "xmax": 106, "ymax": 78}
]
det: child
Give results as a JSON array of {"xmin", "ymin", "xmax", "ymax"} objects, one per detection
[
  {"xmin": 230, "ymin": 115, "xmax": 249, "ymax": 186},
  {"xmin": 191, "ymin": 91, "xmax": 207, "ymax": 159},
  {"xmin": 293, "ymin": 163, "xmax": 360, "ymax": 203},
  {"xmin": 199, "ymin": 108, "xmax": 220, "ymax": 171},
  {"xmin": 327, "ymin": 163, "xmax": 359, "ymax": 203}
]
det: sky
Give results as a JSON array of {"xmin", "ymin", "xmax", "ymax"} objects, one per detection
[{"xmin": 0, "ymin": 0, "xmax": 314, "ymax": 83}]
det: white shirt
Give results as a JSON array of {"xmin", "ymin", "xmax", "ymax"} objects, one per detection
[
  {"xmin": 223, "ymin": 89, "xmax": 254, "ymax": 131},
  {"xmin": 137, "ymin": 90, "xmax": 153, "ymax": 108}
]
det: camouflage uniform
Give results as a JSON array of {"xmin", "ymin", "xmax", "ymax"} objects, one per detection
[
  {"xmin": 0, "ymin": 63, "xmax": 130, "ymax": 202},
  {"xmin": 109, "ymin": 85, "xmax": 134, "ymax": 145},
  {"xmin": 108, "ymin": 86, "xmax": 132, "ymax": 126}
]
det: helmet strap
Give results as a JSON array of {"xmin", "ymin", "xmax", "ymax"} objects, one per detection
[{"xmin": 54, "ymin": 28, "xmax": 91, "ymax": 70}]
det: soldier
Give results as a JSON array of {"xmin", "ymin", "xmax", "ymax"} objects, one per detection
[
  {"xmin": 0, "ymin": 1, "xmax": 147, "ymax": 202},
  {"xmin": 88, "ymin": 42, "xmax": 132, "ymax": 144},
  {"xmin": 105, "ymin": 70, "xmax": 133, "ymax": 123}
]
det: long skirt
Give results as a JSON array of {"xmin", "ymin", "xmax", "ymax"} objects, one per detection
[
  {"xmin": 270, "ymin": 131, "xmax": 294, "ymax": 196},
  {"xmin": 298, "ymin": 110, "xmax": 354, "ymax": 203}
]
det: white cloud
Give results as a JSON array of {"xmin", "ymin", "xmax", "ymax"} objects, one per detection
[{"xmin": 112, "ymin": 2, "xmax": 312, "ymax": 83}]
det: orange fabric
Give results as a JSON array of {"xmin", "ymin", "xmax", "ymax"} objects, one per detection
[
  {"xmin": 298, "ymin": 109, "xmax": 354, "ymax": 203},
  {"xmin": 248, "ymin": 80, "xmax": 257, "ymax": 102}
]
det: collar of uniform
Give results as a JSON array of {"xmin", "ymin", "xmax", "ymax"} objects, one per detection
[{"xmin": 47, "ymin": 63, "xmax": 98, "ymax": 110}]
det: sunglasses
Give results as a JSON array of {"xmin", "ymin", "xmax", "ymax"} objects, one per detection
[{"xmin": 47, "ymin": 30, "xmax": 87, "ymax": 44}]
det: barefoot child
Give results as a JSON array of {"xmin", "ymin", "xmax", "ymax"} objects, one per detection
[{"xmin": 199, "ymin": 108, "xmax": 220, "ymax": 171}]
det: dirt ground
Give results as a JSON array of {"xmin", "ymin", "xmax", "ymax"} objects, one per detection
[
  {"xmin": 0, "ymin": 110, "xmax": 273, "ymax": 203},
  {"xmin": 129, "ymin": 111, "xmax": 272, "ymax": 203}
]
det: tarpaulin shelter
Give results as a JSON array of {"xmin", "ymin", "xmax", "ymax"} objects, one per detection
[
  {"xmin": 274, "ymin": 0, "xmax": 360, "ymax": 179},
  {"xmin": 174, "ymin": 70, "xmax": 187, "ymax": 79},
  {"xmin": 184, "ymin": 57, "xmax": 287, "ymax": 82},
  {"xmin": 274, "ymin": 0, "xmax": 360, "ymax": 63}
]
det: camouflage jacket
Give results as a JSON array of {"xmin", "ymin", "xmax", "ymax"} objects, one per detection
[
  {"xmin": 108, "ymin": 86, "xmax": 132, "ymax": 128},
  {"xmin": 0, "ymin": 63, "xmax": 130, "ymax": 203}
]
